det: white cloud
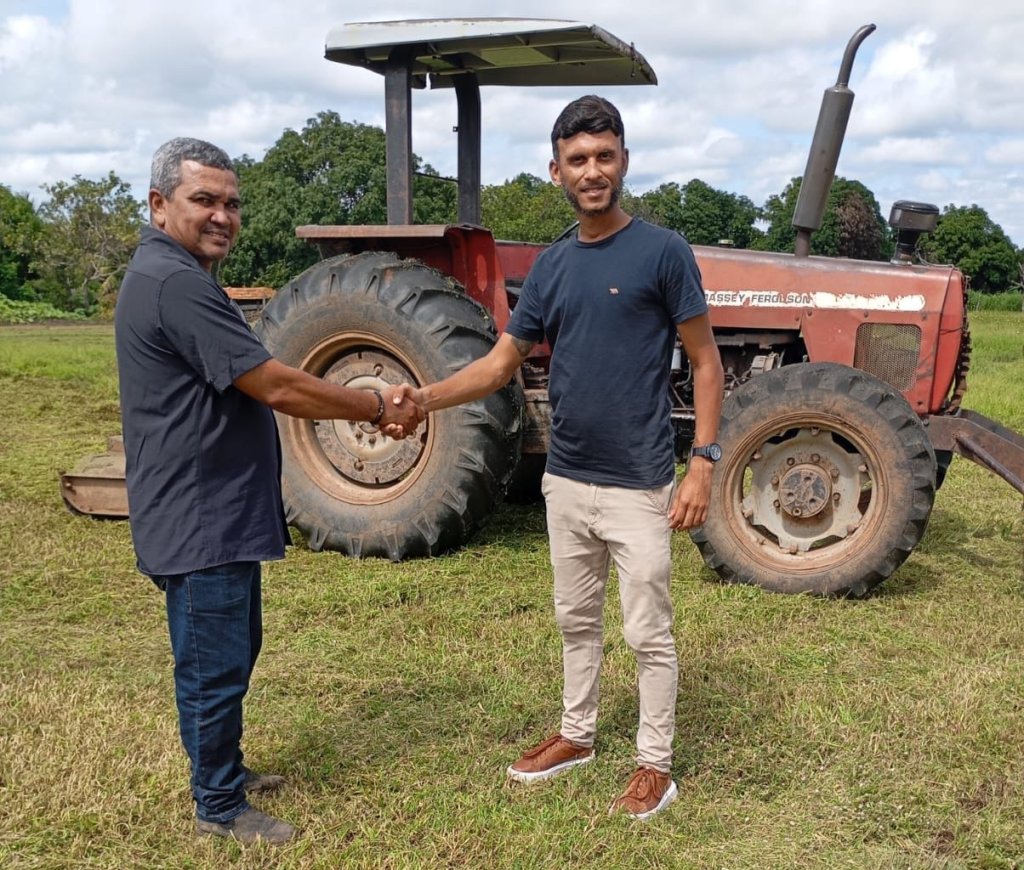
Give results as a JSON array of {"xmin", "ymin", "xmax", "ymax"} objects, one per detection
[
  {"xmin": 854, "ymin": 29, "xmax": 959, "ymax": 138},
  {"xmin": 0, "ymin": 0, "xmax": 1022, "ymax": 243},
  {"xmin": 0, "ymin": 13, "xmax": 59, "ymax": 69},
  {"xmin": 854, "ymin": 136, "xmax": 965, "ymax": 166},
  {"xmin": 986, "ymin": 139, "xmax": 1024, "ymax": 164}
]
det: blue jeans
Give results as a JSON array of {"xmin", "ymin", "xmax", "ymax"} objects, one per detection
[{"xmin": 151, "ymin": 561, "xmax": 262, "ymax": 823}]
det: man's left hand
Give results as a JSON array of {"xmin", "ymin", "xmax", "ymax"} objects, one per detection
[{"xmin": 668, "ymin": 460, "xmax": 714, "ymax": 530}]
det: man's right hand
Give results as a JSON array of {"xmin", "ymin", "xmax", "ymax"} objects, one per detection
[
  {"xmin": 390, "ymin": 383, "xmax": 425, "ymax": 409},
  {"xmin": 376, "ymin": 334, "xmax": 532, "ymax": 423},
  {"xmin": 379, "ymin": 384, "xmax": 425, "ymax": 438}
]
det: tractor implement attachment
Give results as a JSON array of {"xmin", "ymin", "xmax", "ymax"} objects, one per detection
[
  {"xmin": 59, "ymin": 436, "xmax": 128, "ymax": 518},
  {"xmin": 926, "ymin": 411, "xmax": 1024, "ymax": 496}
]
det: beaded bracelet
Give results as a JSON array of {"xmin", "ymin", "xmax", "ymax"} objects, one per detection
[{"xmin": 370, "ymin": 389, "xmax": 385, "ymax": 426}]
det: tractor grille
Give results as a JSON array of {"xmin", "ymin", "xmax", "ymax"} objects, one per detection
[{"xmin": 853, "ymin": 323, "xmax": 921, "ymax": 391}]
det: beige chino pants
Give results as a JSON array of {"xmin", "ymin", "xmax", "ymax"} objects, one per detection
[{"xmin": 541, "ymin": 471, "xmax": 678, "ymax": 773}]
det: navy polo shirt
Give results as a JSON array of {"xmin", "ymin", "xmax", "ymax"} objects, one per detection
[
  {"xmin": 114, "ymin": 227, "xmax": 288, "ymax": 576},
  {"xmin": 506, "ymin": 218, "xmax": 707, "ymax": 489}
]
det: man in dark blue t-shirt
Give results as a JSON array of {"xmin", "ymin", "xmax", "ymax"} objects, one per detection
[
  {"xmin": 115, "ymin": 138, "xmax": 422, "ymax": 845},
  {"xmin": 404, "ymin": 96, "xmax": 723, "ymax": 820}
]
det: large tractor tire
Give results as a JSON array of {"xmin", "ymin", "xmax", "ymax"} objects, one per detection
[
  {"xmin": 691, "ymin": 363, "xmax": 936, "ymax": 598},
  {"xmin": 254, "ymin": 252, "xmax": 523, "ymax": 560}
]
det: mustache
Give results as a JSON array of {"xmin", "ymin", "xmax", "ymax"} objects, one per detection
[{"xmin": 564, "ymin": 182, "xmax": 622, "ymax": 217}]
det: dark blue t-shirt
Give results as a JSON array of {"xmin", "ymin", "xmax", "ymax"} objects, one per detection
[
  {"xmin": 506, "ymin": 218, "xmax": 707, "ymax": 489},
  {"xmin": 114, "ymin": 227, "xmax": 288, "ymax": 576}
]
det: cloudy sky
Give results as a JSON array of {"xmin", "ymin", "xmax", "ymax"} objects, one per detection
[{"xmin": 2, "ymin": 1, "xmax": 1023, "ymax": 245}]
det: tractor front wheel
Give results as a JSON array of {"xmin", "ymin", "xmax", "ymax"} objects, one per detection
[{"xmin": 690, "ymin": 363, "xmax": 936, "ymax": 597}]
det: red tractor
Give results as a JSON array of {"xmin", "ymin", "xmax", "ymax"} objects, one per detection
[{"xmin": 62, "ymin": 19, "xmax": 1024, "ymax": 597}]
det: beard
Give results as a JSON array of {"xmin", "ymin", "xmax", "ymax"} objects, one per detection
[{"xmin": 563, "ymin": 182, "xmax": 621, "ymax": 217}]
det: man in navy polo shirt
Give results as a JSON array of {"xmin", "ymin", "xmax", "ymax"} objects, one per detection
[
  {"xmin": 402, "ymin": 96, "xmax": 724, "ymax": 820},
  {"xmin": 115, "ymin": 138, "xmax": 422, "ymax": 845}
]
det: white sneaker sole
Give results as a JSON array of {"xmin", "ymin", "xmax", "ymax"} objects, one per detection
[
  {"xmin": 506, "ymin": 751, "xmax": 595, "ymax": 783},
  {"xmin": 625, "ymin": 779, "xmax": 678, "ymax": 820}
]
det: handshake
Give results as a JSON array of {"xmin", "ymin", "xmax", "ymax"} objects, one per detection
[{"xmin": 376, "ymin": 383, "xmax": 426, "ymax": 440}]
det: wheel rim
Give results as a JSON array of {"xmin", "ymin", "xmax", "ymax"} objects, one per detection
[
  {"xmin": 720, "ymin": 412, "xmax": 889, "ymax": 571},
  {"xmin": 283, "ymin": 330, "xmax": 432, "ymax": 506}
]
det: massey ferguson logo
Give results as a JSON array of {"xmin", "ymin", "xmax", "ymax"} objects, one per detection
[
  {"xmin": 706, "ymin": 290, "xmax": 812, "ymax": 307},
  {"xmin": 705, "ymin": 290, "xmax": 927, "ymax": 311}
]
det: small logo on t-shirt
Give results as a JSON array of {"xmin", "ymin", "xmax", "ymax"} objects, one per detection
[{"xmin": 609, "ymin": 287, "xmax": 619, "ymax": 295}]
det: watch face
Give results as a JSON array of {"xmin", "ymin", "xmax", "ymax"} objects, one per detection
[{"xmin": 692, "ymin": 443, "xmax": 722, "ymax": 462}]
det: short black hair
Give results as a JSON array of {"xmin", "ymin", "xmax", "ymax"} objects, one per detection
[
  {"xmin": 150, "ymin": 137, "xmax": 234, "ymax": 198},
  {"xmin": 550, "ymin": 95, "xmax": 625, "ymax": 158}
]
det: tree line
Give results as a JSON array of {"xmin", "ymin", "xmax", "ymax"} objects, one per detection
[{"xmin": 2, "ymin": 111, "xmax": 1022, "ymax": 316}]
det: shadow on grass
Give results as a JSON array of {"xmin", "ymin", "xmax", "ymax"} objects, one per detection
[
  {"xmin": 690, "ymin": 558, "xmax": 945, "ymax": 601},
  {"xmin": 871, "ymin": 561, "xmax": 943, "ymax": 599},
  {"xmin": 278, "ymin": 668, "xmax": 540, "ymax": 791},
  {"xmin": 593, "ymin": 657, "xmax": 826, "ymax": 802}
]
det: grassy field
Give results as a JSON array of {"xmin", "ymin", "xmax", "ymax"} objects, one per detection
[{"xmin": 1, "ymin": 315, "xmax": 1022, "ymax": 869}]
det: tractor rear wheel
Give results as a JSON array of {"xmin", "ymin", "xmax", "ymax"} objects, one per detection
[
  {"xmin": 690, "ymin": 363, "xmax": 936, "ymax": 597},
  {"xmin": 254, "ymin": 252, "xmax": 523, "ymax": 559}
]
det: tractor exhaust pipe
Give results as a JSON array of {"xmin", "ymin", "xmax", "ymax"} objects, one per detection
[{"xmin": 792, "ymin": 23, "xmax": 876, "ymax": 258}]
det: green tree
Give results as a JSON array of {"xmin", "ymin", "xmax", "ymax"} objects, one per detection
[
  {"xmin": 626, "ymin": 180, "xmax": 761, "ymax": 248},
  {"xmin": 33, "ymin": 172, "xmax": 145, "ymax": 312},
  {"xmin": 757, "ymin": 180, "xmax": 799, "ymax": 253},
  {"xmin": 222, "ymin": 112, "xmax": 456, "ymax": 288},
  {"xmin": 679, "ymin": 179, "xmax": 760, "ymax": 249},
  {"xmin": 624, "ymin": 182, "xmax": 685, "ymax": 232},
  {"xmin": 758, "ymin": 176, "xmax": 890, "ymax": 260},
  {"xmin": 480, "ymin": 173, "xmax": 575, "ymax": 243},
  {"xmin": 0, "ymin": 185, "xmax": 45, "ymax": 300},
  {"xmin": 920, "ymin": 204, "xmax": 1020, "ymax": 293}
]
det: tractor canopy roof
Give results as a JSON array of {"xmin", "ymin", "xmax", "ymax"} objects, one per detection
[{"xmin": 325, "ymin": 18, "xmax": 657, "ymax": 88}]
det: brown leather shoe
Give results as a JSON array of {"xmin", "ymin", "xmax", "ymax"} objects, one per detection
[
  {"xmin": 608, "ymin": 766, "xmax": 678, "ymax": 820},
  {"xmin": 507, "ymin": 733, "xmax": 594, "ymax": 783},
  {"xmin": 196, "ymin": 807, "xmax": 297, "ymax": 845}
]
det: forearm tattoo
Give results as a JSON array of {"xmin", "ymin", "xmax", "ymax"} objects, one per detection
[{"xmin": 510, "ymin": 336, "xmax": 536, "ymax": 361}]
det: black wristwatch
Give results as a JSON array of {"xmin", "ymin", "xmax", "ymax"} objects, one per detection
[{"xmin": 690, "ymin": 442, "xmax": 723, "ymax": 463}]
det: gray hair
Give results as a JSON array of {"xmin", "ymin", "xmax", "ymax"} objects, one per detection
[{"xmin": 150, "ymin": 137, "xmax": 235, "ymax": 197}]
